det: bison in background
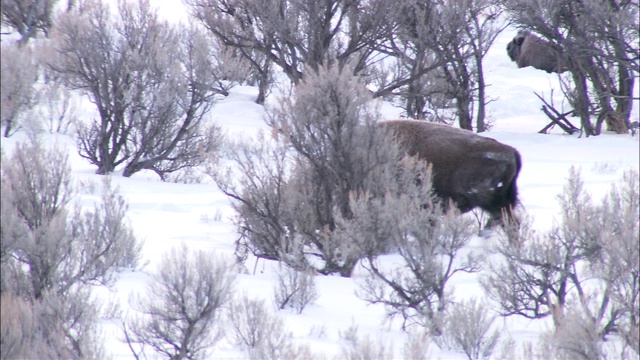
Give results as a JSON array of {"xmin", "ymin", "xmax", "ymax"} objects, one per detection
[
  {"xmin": 507, "ymin": 30, "xmax": 567, "ymax": 73},
  {"xmin": 381, "ymin": 120, "xmax": 521, "ymax": 230}
]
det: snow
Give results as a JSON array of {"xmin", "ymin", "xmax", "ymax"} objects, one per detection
[{"xmin": 2, "ymin": 8, "xmax": 639, "ymax": 360}]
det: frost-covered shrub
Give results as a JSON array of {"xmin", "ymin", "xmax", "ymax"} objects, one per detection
[
  {"xmin": 1, "ymin": 0, "xmax": 58, "ymax": 44},
  {"xmin": 1, "ymin": 139, "xmax": 141, "ymax": 358},
  {"xmin": 338, "ymin": 323, "xmax": 394, "ymax": 360},
  {"xmin": 0, "ymin": 42, "xmax": 39, "ymax": 137},
  {"xmin": 206, "ymin": 134, "xmax": 299, "ymax": 267},
  {"xmin": 436, "ymin": 298, "xmax": 500, "ymax": 360},
  {"xmin": 2, "ymin": 140, "xmax": 142, "ymax": 299},
  {"xmin": 49, "ymin": 0, "xmax": 224, "ymax": 177},
  {"xmin": 124, "ymin": 246, "xmax": 235, "ymax": 359},
  {"xmin": 349, "ymin": 180, "xmax": 481, "ymax": 334},
  {"xmin": 209, "ymin": 64, "xmax": 415, "ymax": 277},
  {"xmin": 226, "ymin": 293, "xmax": 312, "ymax": 359},
  {"xmin": 0, "ymin": 292, "xmax": 69, "ymax": 359},
  {"xmin": 240, "ymin": 309, "xmax": 312, "ymax": 360},
  {"xmin": 402, "ymin": 330, "xmax": 430, "ymax": 360},
  {"xmin": 274, "ymin": 264, "xmax": 319, "ymax": 314},
  {"xmin": 483, "ymin": 167, "xmax": 639, "ymax": 358},
  {"xmin": 228, "ymin": 294, "xmax": 279, "ymax": 348}
]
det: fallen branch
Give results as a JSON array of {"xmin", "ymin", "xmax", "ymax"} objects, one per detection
[{"xmin": 534, "ymin": 92, "xmax": 580, "ymax": 135}]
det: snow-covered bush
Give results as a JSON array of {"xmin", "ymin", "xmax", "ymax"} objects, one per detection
[
  {"xmin": 124, "ymin": 245, "xmax": 235, "ymax": 359},
  {"xmin": 1, "ymin": 139, "xmax": 141, "ymax": 358},
  {"xmin": 210, "ymin": 64, "xmax": 406, "ymax": 277},
  {"xmin": 48, "ymin": 0, "xmax": 224, "ymax": 178},
  {"xmin": 273, "ymin": 264, "xmax": 318, "ymax": 314},
  {"xmin": 0, "ymin": 43, "xmax": 39, "ymax": 137},
  {"xmin": 351, "ymin": 189, "xmax": 481, "ymax": 334},
  {"xmin": 483, "ymin": 167, "xmax": 639, "ymax": 358},
  {"xmin": 436, "ymin": 297, "xmax": 501, "ymax": 360},
  {"xmin": 338, "ymin": 323, "xmax": 394, "ymax": 360},
  {"xmin": 227, "ymin": 294, "xmax": 276, "ymax": 349},
  {"xmin": 226, "ymin": 292, "xmax": 312, "ymax": 359},
  {"xmin": 1, "ymin": 292, "xmax": 73, "ymax": 359},
  {"xmin": 0, "ymin": 0, "xmax": 58, "ymax": 44}
]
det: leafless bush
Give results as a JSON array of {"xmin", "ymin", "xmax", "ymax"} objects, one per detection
[
  {"xmin": 209, "ymin": 64, "xmax": 403, "ymax": 276},
  {"xmin": 590, "ymin": 169, "xmax": 639, "ymax": 356},
  {"xmin": 1, "ymin": 139, "xmax": 141, "ymax": 358},
  {"xmin": 39, "ymin": 82, "xmax": 78, "ymax": 135},
  {"xmin": 185, "ymin": 0, "xmax": 283, "ymax": 104},
  {"xmin": 206, "ymin": 133, "xmax": 298, "ymax": 266},
  {"xmin": 483, "ymin": 167, "xmax": 639, "ymax": 358},
  {"xmin": 309, "ymin": 324, "xmax": 328, "ymax": 339},
  {"xmin": 248, "ymin": 340, "xmax": 313, "ymax": 360},
  {"xmin": 226, "ymin": 293, "xmax": 312, "ymax": 359},
  {"xmin": 268, "ymin": 63, "xmax": 382, "ymax": 206},
  {"xmin": 552, "ymin": 307, "xmax": 606, "ymax": 360},
  {"xmin": 242, "ymin": 313, "xmax": 312, "ymax": 360},
  {"xmin": 1, "ymin": 0, "xmax": 58, "ymax": 44},
  {"xmin": 1, "ymin": 42, "xmax": 39, "ymax": 137},
  {"xmin": 212, "ymin": 41, "xmax": 253, "ymax": 84},
  {"xmin": 39, "ymin": 285, "xmax": 104, "ymax": 359},
  {"xmin": 48, "ymin": 0, "xmax": 224, "ymax": 178},
  {"xmin": 0, "ymin": 288, "xmax": 103, "ymax": 359},
  {"xmin": 1, "ymin": 140, "xmax": 72, "ymax": 234},
  {"xmin": 1, "ymin": 40, "xmax": 79, "ymax": 137},
  {"xmin": 386, "ymin": 0, "xmax": 505, "ymax": 130},
  {"xmin": 402, "ymin": 330, "xmax": 430, "ymax": 360},
  {"xmin": 162, "ymin": 164, "xmax": 207, "ymax": 184},
  {"xmin": 338, "ymin": 323, "xmax": 394, "ymax": 360},
  {"xmin": 124, "ymin": 246, "xmax": 236, "ymax": 360},
  {"xmin": 267, "ymin": 64, "xmax": 402, "ymax": 276},
  {"xmin": 70, "ymin": 177, "xmax": 143, "ymax": 271},
  {"xmin": 1, "ymin": 140, "xmax": 141, "ymax": 298},
  {"xmin": 210, "ymin": 37, "xmax": 272, "ymax": 103},
  {"xmin": 184, "ymin": 0, "xmax": 395, "ymax": 87},
  {"xmin": 346, "ymin": 175, "xmax": 481, "ymax": 333},
  {"xmin": 0, "ymin": 292, "xmax": 68, "ymax": 359},
  {"xmin": 227, "ymin": 294, "xmax": 277, "ymax": 348},
  {"xmin": 0, "ymin": 160, "xmax": 27, "ymax": 292},
  {"xmin": 436, "ymin": 297, "xmax": 500, "ymax": 360},
  {"xmin": 26, "ymin": 39, "xmax": 81, "ymax": 135},
  {"xmin": 38, "ymin": 56, "xmax": 80, "ymax": 135},
  {"xmin": 273, "ymin": 264, "xmax": 319, "ymax": 314}
]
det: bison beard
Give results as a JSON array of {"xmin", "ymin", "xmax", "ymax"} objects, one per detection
[{"xmin": 381, "ymin": 120, "xmax": 521, "ymax": 230}]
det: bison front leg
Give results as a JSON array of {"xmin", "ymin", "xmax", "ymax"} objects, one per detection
[{"xmin": 482, "ymin": 206, "xmax": 521, "ymax": 242}]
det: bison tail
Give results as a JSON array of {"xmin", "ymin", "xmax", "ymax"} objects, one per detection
[{"xmin": 506, "ymin": 150, "xmax": 522, "ymax": 208}]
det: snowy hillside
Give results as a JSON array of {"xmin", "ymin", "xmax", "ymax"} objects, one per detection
[{"xmin": 1, "ymin": 3, "xmax": 638, "ymax": 359}]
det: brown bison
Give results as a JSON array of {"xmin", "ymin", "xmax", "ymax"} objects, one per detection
[
  {"xmin": 507, "ymin": 30, "xmax": 567, "ymax": 73},
  {"xmin": 381, "ymin": 120, "xmax": 521, "ymax": 229}
]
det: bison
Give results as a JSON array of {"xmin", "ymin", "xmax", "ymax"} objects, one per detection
[
  {"xmin": 381, "ymin": 120, "xmax": 521, "ymax": 229},
  {"xmin": 507, "ymin": 30, "xmax": 567, "ymax": 74}
]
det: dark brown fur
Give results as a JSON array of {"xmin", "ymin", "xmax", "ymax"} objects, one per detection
[
  {"xmin": 507, "ymin": 31, "xmax": 567, "ymax": 74},
  {"xmin": 381, "ymin": 120, "xmax": 521, "ymax": 227}
]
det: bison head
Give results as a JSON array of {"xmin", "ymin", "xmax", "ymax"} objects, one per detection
[{"xmin": 506, "ymin": 30, "xmax": 567, "ymax": 74}]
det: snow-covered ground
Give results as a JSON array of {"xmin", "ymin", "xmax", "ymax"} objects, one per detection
[{"xmin": 2, "ymin": 6, "xmax": 638, "ymax": 359}]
